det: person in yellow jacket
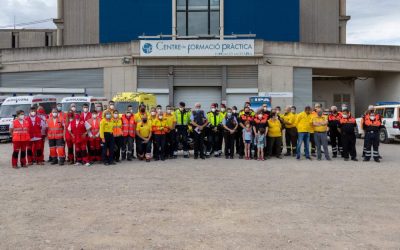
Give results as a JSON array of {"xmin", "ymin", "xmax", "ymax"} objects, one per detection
[
  {"xmin": 152, "ymin": 111, "xmax": 169, "ymax": 161},
  {"xmin": 267, "ymin": 112, "xmax": 283, "ymax": 159},
  {"xmin": 112, "ymin": 110, "xmax": 123, "ymax": 162},
  {"xmin": 295, "ymin": 106, "xmax": 313, "ymax": 160},
  {"xmin": 283, "ymin": 106, "xmax": 298, "ymax": 156},
  {"xmin": 100, "ymin": 110, "xmax": 115, "ymax": 165},
  {"xmin": 134, "ymin": 104, "xmax": 149, "ymax": 123},
  {"xmin": 309, "ymin": 103, "xmax": 322, "ymax": 156},
  {"xmin": 312, "ymin": 108, "xmax": 331, "ymax": 161},
  {"xmin": 164, "ymin": 105, "xmax": 177, "ymax": 159},
  {"xmin": 136, "ymin": 114, "xmax": 152, "ymax": 162}
]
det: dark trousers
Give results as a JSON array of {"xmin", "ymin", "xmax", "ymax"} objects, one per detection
[
  {"xmin": 122, "ymin": 136, "xmax": 134, "ymax": 160},
  {"xmin": 364, "ymin": 131, "xmax": 380, "ymax": 160},
  {"xmin": 114, "ymin": 136, "xmax": 123, "ymax": 161},
  {"xmin": 310, "ymin": 133, "xmax": 316, "ymax": 154},
  {"xmin": 194, "ymin": 130, "xmax": 205, "ymax": 157},
  {"xmin": 136, "ymin": 137, "xmax": 152, "ymax": 159},
  {"xmin": 152, "ymin": 137, "xmax": 159, "ymax": 159},
  {"xmin": 166, "ymin": 130, "xmax": 177, "ymax": 157},
  {"xmin": 224, "ymin": 131, "xmax": 235, "ymax": 157},
  {"xmin": 267, "ymin": 136, "xmax": 282, "ymax": 157},
  {"xmin": 206, "ymin": 128, "xmax": 220, "ymax": 154},
  {"xmin": 341, "ymin": 133, "xmax": 357, "ymax": 159},
  {"xmin": 285, "ymin": 127, "xmax": 297, "ymax": 155},
  {"xmin": 330, "ymin": 129, "xmax": 343, "ymax": 156},
  {"xmin": 235, "ymin": 129, "xmax": 243, "ymax": 156},
  {"xmin": 176, "ymin": 126, "xmax": 189, "ymax": 152},
  {"xmin": 218, "ymin": 128, "xmax": 224, "ymax": 153},
  {"xmin": 102, "ymin": 133, "xmax": 115, "ymax": 164},
  {"xmin": 154, "ymin": 134, "xmax": 166, "ymax": 160}
]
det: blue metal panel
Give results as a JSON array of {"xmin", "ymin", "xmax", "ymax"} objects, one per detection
[
  {"xmin": 100, "ymin": 0, "xmax": 172, "ymax": 43},
  {"xmin": 225, "ymin": 0, "xmax": 300, "ymax": 42}
]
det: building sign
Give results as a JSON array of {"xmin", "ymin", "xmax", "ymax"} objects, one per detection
[
  {"xmin": 140, "ymin": 40, "xmax": 255, "ymax": 57},
  {"xmin": 259, "ymin": 92, "xmax": 294, "ymax": 98},
  {"xmin": 250, "ymin": 97, "xmax": 272, "ymax": 111}
]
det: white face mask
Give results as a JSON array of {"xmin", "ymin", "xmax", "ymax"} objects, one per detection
[
  {"xmin": 71, "ymin": 107, "xmax": 76, "ymax": 112},
  {"xmin": 232, "ymin": 110, "xmax": 237, "ymax": 114},
  {"xmin": 106, "ymin": 114, "xmax": 111, "ymax": 119},
  {"xmin": 83, "ymin": 108, "xmax": 88, "ymax": 112},
  {"xmin": 211, "ymin": 108, "xmax": 216, "ymax": 112},
  {"xmin": 227, "ymin": 113, "xmax": 232, "ymax": 117},
  {"xmin": 30, "ymin": 112, "xmax": 36, "ymax": 116},
  {"xmin": 166, "ymin": 110, "xmax": 172, "ymax": 114},
  {"xmin": 109, "ymin": 105, "xmax": 115, "ymax": 110},
  {"xmin": 19, "ymin": 115, "xmax": 25, "ymax": 120},
  {"xmin": 151, "ymin": 112, "xmax": 156, "ymax": 116},
  {"xmin": 221, "ymin": 108, "xmax": 226, "ymax": 112},
  {"xmin": 126, "ymin": 113, "xmax": 131, "ymax": 117},
  {"xmin": 258, "ymin": 114, "xmax": 263, "ymax": 119},
  {"xmin": 95, "ymin": 107, "xmax": 102, "ymax": 111},
  {"xmin": 179, "ymin": 108, "xmax": 184, "ymax": 111},
  {"xmin": 52, "ymin": 112, "xmax": 58, "ymax": 118},
  {"xmin": 263, "ymin": 107, "xmax": 267, "ymax": 111},
  {"xmin": 342, "ymin": 114, "xmax": 348, "ymax": 119},
  {"xmin": 92, "ymin": 114, "xmax": 98, "ymax": 119},
  {"xmin": 370, "ymin": 115, "xmax": 376, "ymax": 121},
  {"xmin": 113, "ymin": 114, "xmax": 118, "ymax": 119},
  {"xmin": 291, "ymin": 109, "xmax": 296, "ymax": 113},
  {"xmin": 158, "ymin": 115, "xmax": 163, "ymax": 120}
]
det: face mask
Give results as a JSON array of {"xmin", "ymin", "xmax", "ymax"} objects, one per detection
[
  {"xmin": 158, "ymin": 115, "xmax": 163, "ymax": 119},
  {"xmin": 151, "ymin": 112, "xmax": 156, "ymax": 116},
  {"xmin": 246, "ymin": 125, "xmax": 250, "ymax": 128},
  {"xmin": 142, "ymin": 119, "xmax": 147, "ymax": 123},
  {"xmin": 96, "ymin": 107, "xmax": 102, "ymax": 111},
  {"xmin": 92, "ymin": 114, "xmax": 98, "ymax": 119},
  {"xmin": 245, "ymin": 111, "xmax": 250, "ymax": 115},
  {"xmin": 71, "ymin": 107, "xmax": 76, "ymax": 112},
  {"xmin": 179, "ymin": 108, "xmax": 184, "ymax": 111},
  {"xmin": 109, "ymin": 105, "xmax": 115, "ymax": 110},
  {"xmin": 318, "ymin": 112, "xmax": 323, "ymax": 116},
  {"xmin": 232, "ymin": 110, "xmax": 237, "ymax": 114},
  {"xmin": 126, "ymin": 113, "xmax": 131, "ymax": 117},
  {"xmin": 258, "ymin": 114, "xmax": 263, "ymax": 119},
  {"xmin": 263, "ymin": 107, "xmax": 267, "ymax": 111},
  {"xmin": 342, "ymin": 114, "xmax": 348, "ymax": 119},
  {"xmin": 271, "ymin": 113, "xmax": 276, "ymax": 117},
  {"xmin": 30, "ymin": 112, "xmax": 36, "ymax": 116},
  {"xmin": 140, "ymin": 108, "xmax": 146, "ymax": 113},
  {"xmin": 19, "ymin": 115, "xmax": 25, "ymax": 120},
  {"xmin": 57, "ymin": 106, "xmax": 62, "ymax": 111},
  {"xmin": 166, "ymin": 110, "xmax": 172, "ymax": 114},
  {"xmin": 106, "ymin": 114, "xmax": 111, "ymax": 119},
  {"xmin": 83, "ymin": 108, "xmax": 88, "ymax": 112},
  {"xmin": 291, "ymin": 109, "xmax": 296, "ymax": 114},
  {"xmin": 227, "ymin": 112, "xmax": 232, "ymax": 117},
  {"xmin": 211, "ymin": 108, "xmax": 216, "ymax": 112},
  {"xmin": 370, "ymin": 115, "xmax": 376, "ymax": 121},
  {"xmin": 52, "ymin": 112, "xmax": 58, "ymax": 118},
  {"xmin": 113, "ymin": 114, "xmax": 118, "ymax": 118},
  {"xmin": 221, "ymin": 108, "xmax": 226, "ymax": 112}
]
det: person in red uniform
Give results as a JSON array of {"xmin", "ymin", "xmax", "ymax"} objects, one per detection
[
  {"xmin": 65, "ymin": 104, "xmax": 77, "ymax": 164},
  {"xmin": 47, "ymin": 108, "xmax": 66, "ymax": 165},
  {"xmin": 80, "ymin": 103, "xmax": 92, "ymax": 121},
  {"xmin": 338, "ymin": 109, "xmax": 358, "ymax": 162},
  {"xmin": 361, "ymin": 105, "xmax": 382, "ymax": 162},
  {"xmin": 10, "ymin": 110, "xmax": 31, "ymax": 169},
  {"xmin": 26, "ymin": 107, "xmax": 46, "ymax": 165},
  {"xmin": 252, "ymin": 110, "xmax": 268, "ymax": 159},
  {"xmin": 68, "ymin": 113, "xmax": 90, "ymax": 166},
  {"xmin": 87, "ymin": 110, "xmax": 102, "ymax": 163}
]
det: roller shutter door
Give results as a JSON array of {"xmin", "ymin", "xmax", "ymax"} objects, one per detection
[
  {"xmin": 227, "ymin": 66, "xmax": 258, "ymax": 88},
  {"xmin": 137, "ymin": 67, "xmax": 170, "ymax": 108},
  {"xmin": 174, "ymin": 87, "xmax": 221, "ymax": 110},
  {"xmin": 174, "ymin": 66, "xmax": 222, "ymax": 86},
  {"xmin": 226, "ymin": 94, "xmax": 256, "ymax": 109},
  {"xmin": 156, "ymin": 94, "xmax": 170, "ymax": 108},
  {"xmin": 293, "ymin": 68, "xmax": 312, "ymax": 112},
  {"xmin": 0, "ymin": 69, "xmax": 103, "ymax": 96}
]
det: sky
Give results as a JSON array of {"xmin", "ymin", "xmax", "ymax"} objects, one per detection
[{"xmin": 0, "ymin": 0, "xmax": 399, "ymax": 46}]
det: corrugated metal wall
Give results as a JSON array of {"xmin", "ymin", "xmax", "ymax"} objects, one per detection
[
  {"xmin": 0, "ymin": 69, "xmax": 104, "ymax": 96},
  {"xmin": 293, "ymin": 67, "xmax": 312, "ymax": 111},
  {"xmin": 174, "ymin": 66, "xmax": 222, "ymax": 86},
  {"xmin": 227, "ymin": 66, "xmax": 258, "ymax": 88},
  {"xmin": 137, "ymin": 67, "xmax": 169, "ymax": 89}
]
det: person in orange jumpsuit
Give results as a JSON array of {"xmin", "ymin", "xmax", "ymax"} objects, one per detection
[
  {"xmin": 47, "ymin": 108, "xmax": 66, "ymax": 166},
  {"xmin": 10, "ymin": 110, "xmax": 31, "ymax": 168}
]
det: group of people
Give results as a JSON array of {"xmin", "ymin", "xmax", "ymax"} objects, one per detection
[{"xmin": 9, "ymin": 100, "xmax": 383, "ymax": 169}]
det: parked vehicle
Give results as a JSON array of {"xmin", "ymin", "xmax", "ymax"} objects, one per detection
[
  {"xmin": 112, "ymin": 92, "xmax": 157, "ymax": 113},
  {"xmin": 61, "ymin": 96, "xmax": 108, "ymax": 113},
  {"xmin": 356, "ymin": 103, "xmax": 400, "ymax": 143},
  {"xmin": 0, "ymin": 95, "xmax": 57, "ymax": 141},
  {"xmin": 0, "ymin": 96, "xmax": 10, "ymax": 107}
]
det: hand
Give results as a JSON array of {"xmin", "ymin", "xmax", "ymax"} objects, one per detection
[{"xmin": 102, "ymin": 139, "xmax": 105, "ymax": 143}]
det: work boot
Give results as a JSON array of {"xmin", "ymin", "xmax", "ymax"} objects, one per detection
[{"xmin": 284, "ymin": 152, "xmax": 291, "ymax": 156}]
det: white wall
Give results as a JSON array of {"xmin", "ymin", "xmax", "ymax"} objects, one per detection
[{"xmin": 313, "ymin": 79, "xmax": 355, "ymax": 114}]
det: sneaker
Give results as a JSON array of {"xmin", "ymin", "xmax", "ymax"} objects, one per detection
[
  {"xmin": 363, "ymin": 158, "xmax": 370, "ymax": 162},
  {"xmin": 326, "ymin": 158, "xmax": 332, "ymax": 161},
  {"xmin": 74, "ymin": 162, "xmax": 82, "ymax": 166},
  {"xmin": 306, "ymin": 157, "xmax": 312, "ymax": 161},
  {"xmin": 85, "ymin": 162, "xmax": 92, "ymax": 167},
  {"xmin": 374, "ymin": 159, "xmax": 381, "ymax": 163},
  {"xmin": 344, "ymin": 158, "xmax": 349, "ymax": 161},
  {"xmin": 351, "ymin": 158, "xmax": 358, "ymax": 162},
  {"xmin": 284, "ymin": 152, "xmax": 291, "ymax": 156}
]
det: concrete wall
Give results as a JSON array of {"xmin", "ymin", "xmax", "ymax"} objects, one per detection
[
  {"xmin": 0, "ymin": 30, "xmax": 56, "ymax": 49},
  {"xmin": 374, "ymin": 73, "xmax": 400, "ymax": 103},
  {"xmin": 355, "ymin": 78, "xmax": 376, "ymax": 116},
  {"xmin": 103, "ymin": 66, "xmax": 137, "ymax": 99},
  {"xmin": 0, "ymin": 31, "xmax": 12, "ymax": 49},
  {"xmin": 300, "ymin": 0, "xmax": 340, "ymax": 43},
  {"xmin": 64, "ymin": 0, "xmax": 99, "ymax": 45}
]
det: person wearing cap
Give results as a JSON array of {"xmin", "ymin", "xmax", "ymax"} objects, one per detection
[
  {"xmin": 68, "ymin": 113, "xmax": 90, "ymax": 166},
  {"xmin": 206, "ymin": 103, "xmax": 222, "ymax": 157},
  {"xmin": 222, "ymin": 108, "xmax": 238, "ymax": 159},
  {"xmin": 339, "ymin": 109, "xmax": 358, "ymax": 161},
  {"xmin": 164, "ymin": 105, "xmax": 177, "ymax": 159},
  {"xmin": 328, "ymin": 106, "xmax": 343, "ymax": 158},
  {"xmin": 175, "ymin": 102, "xmax": 191, "ymax": 158},
  {"xmin": 361, "ymin": 105, "xmax": 382, "ymax": 162},
  {"xmin": 121, "ymin": 109, "xmax": 136, "ymax": 161},
  {"xmin": 312, "ymin": 108, "xmax": 331, "ymax": 161},
  {"xmin": 295, "ymin": 106, "xmax": 313, "ymax": 160},
  {"xmin": 283, "ymin": 106, "xmax": 297, "ymax": 156},
  {"xmin": 191, "ymin": 103, "xmax": 208, "ymax": 160},
  {"xmin": 100, "ymin": 110, "xmax": 116, "ymax": 165}
]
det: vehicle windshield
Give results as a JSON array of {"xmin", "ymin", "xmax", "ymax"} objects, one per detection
[
  {"xmin": 115, "ymin": 102, "xmax": 139, "ymax": 113},
  {"xmin": 62, "ymin": 102, "xmax": 90, "ymax": 113},
  {"xmin": 0, "ymin": 104, "xmax": 31, "ymax": 118}
]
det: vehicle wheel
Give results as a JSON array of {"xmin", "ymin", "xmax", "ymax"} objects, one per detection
[{"xmin": 379, "ymin": 128, "xmax": 390, "ymax": 144}]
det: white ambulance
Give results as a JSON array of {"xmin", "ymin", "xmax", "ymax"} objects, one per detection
[
  {"xmin": 0, "ymin": 95, "xmax": 57, "ymax": 141},
  {"xmin": 0, "ymin": 96, "xmax": 10, "ymax": 107},
  {"xmin": 61, "ymin": 96, "xmax": 108, "ymax": 113},
  {"xmin": 356, "ymin": 102, "xmax": 400, "ymax": 143}
]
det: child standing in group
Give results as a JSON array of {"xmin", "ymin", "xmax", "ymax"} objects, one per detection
[
  {"xmin": 256, "ymin": 127, "xmax": 266, "ymax": 161},
  {"xmin": 242, "ymin": 121, "xmax": 253, "ymax": 160}
]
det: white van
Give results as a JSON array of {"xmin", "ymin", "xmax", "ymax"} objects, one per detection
[
  {"xmin": 0, "ymin": 95, "xmax": 57, "ymax": 141},
  {"xmin": 0, "ymin": 96, "xmax": 10, "ymax": 107},
  {"xmin": 356, "ymin": 103, "xmax": 400, "ymax": 143},
  {"xmin": 61, "ymin": 96, "xmax": 108, "ymax": 113}
]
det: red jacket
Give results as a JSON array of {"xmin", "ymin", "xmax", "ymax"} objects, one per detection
[
  {"xmin": 12, "ymin": 119, "xmax": 31, "ymax": 142},
  {"xmin": 26, "ymin": 116, "xmax": 42, "ymax": 139},
  {"xmin": 70, "ymin": 120, "xmax": 88, "ymax": 143},
  {"xmin": 80, "ymin": 112, "xmax": 92, "ymax": 122}
]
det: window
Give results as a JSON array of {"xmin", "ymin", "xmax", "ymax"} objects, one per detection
[
  {"xmin": 177, "ymin": 0, "xmax": 220, "ymax": 37},
  {"xmin": 383, "ymin": 108, "xmax": 395, "ymax": 119},
  {"xmin": 45, "ymin": 32, "xmax": 53, "ymax": 47},
  {"xmin": 11, "ymin": 32, "xmax": 19, "ymax": 48},
  {"xmin": 375, "ymin": 108, "xmax": 384, "ymax": 116},
  {"xmin": 333, "ymin": 94, "xmax": 351, "ymax": 111}
]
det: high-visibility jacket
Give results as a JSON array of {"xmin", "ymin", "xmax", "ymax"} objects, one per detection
[
  {"xmin": 12, "ymin": 119, "xmax": 31, "ymax": 142},
  {"xmin": 239, "ymin": 109, "xmax": 255, "ymax": 116},
  {"xmin": 362, "ymin": 113, "xmax": 382, "ymax": 132},
  {"xmin": 282, "ymin": 112, "xmax": 296, "ymax": 129},
  {"xmin": 253, "ymin": 115, "xmax": 268, "ymax": 131},
  {"xmin": 295, "ymin": 111, "xmax": 313, "ymax": 133},
  {"xmin": 219, "ymin": 111, "xmax": 227, "ymax": 120},
  {"xmin": 47, "ymin": 117, "xmax": 65, "ymax": 140},
  {"xmin": 112, "ymin": 118, "xmax": 123, "ymax": 137},
  {"xmin": 207, "ymin": 112, "xmax": 222, "ymax": 127},
  {"xmin": 175, "ymin": 109, "xmax": 191, "ymax": 126},
  {"xmin": 121, "ymin": 115, "xmax": 136, "ymax": 137},
  {"xmin": 87, "ymin": 117, "xmax": 101, "ymax": 139},
  {"xmin": 339, "ymin": 116, "xmax": 357, "ymax": 134},
  {"xmin": 26, "ymin": 116, "xmax": 42, "ymax": 139},
  {"xmin": 70, "ymin": 120, "xmax": 87, "ymax": 143},
  {"xmin": 239, "ymin": 114, "xmax": 254, "ymax": 125},
  {"xmin": 328, "ymin": 113, "xmax": 342, "ymax": 129},
  {"xmin": 152, "ymin": 118, "xmax": 169, "ymax": 135},
  {"xmin": 308, "ymin": 111, "xmax": 318, "ymax": 133},
  {"xmin": 80, "ymin": 112, "xmax": 92, "ymax": 122}
]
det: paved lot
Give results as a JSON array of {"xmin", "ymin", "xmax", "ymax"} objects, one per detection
[{"xmin": 0, "ymin": 140, "xmax": 399, "ymax": 249}]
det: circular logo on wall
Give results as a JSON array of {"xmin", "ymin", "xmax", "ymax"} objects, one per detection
[{"xmin": 142, "ymin": 43, "xmax": 153, "ymax": 54}]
